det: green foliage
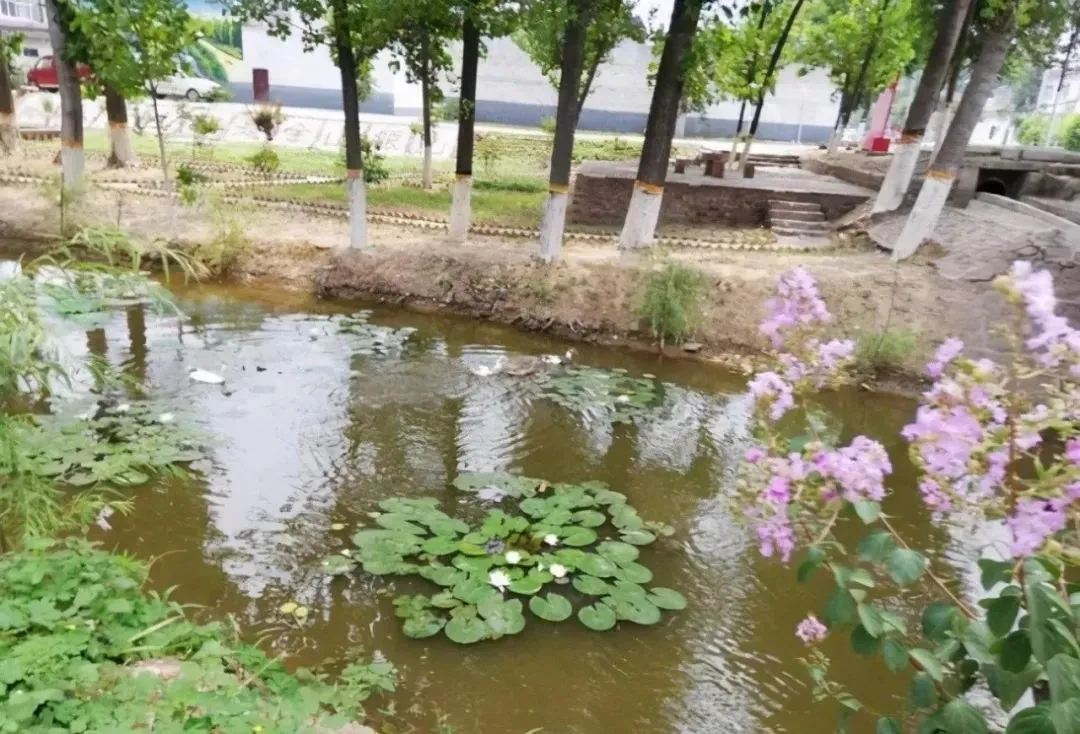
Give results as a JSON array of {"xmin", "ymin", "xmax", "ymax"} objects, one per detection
[
  {"xmin": 538, "ymin": 366, "xmax": 660, "ymax": 424},
  {"xmin": 409, "ymin": 119, "xmax": 424, "ymax": 139},
  {"xmin": 436, "ymin": 96, "xmax": 460, "ymax": 121},
  {"xmin": 329, "ymin": 475, "xmax": 680, "ymax": 645},
  {"xmin": 475, "ymin": 133, "xmax": 503, "ymax": 175},
  {"xmin": 246, "ymin": 143, "xmax": 281, "ymax": 172},
  {"xmin": 1061, "ymin": 114, "xmax": 1080, "ymax": 152},
  {"xmin": 0, "ymin": 539, "xmax": 395, "ymax": 732},
  {"xmin": 538, "ymin": 115, "xmax": 557, "ymax": 135},
  {"xmin": 637, "ymin": 259, "xmax": 707, "ymax": 348},
  {"xmin": 362, "ymin": 134, "xmax": 389, "ymax": 184},
  {"xmin": 853, "ymin": 328, "xmax": 918, "ymax": 377},
  {"xmin": 1018, "ymin": 114, "xmax": 1050, "ymax": 146},
  {"xmin": 0, "ymin": 277, "xmax": 62, "ymax": 397},
  {"xmin": 249, "ymin": 103, "xmax": 285, "ymax": 141}
]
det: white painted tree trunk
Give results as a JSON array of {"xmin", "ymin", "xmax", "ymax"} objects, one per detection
[
  {"xmin": 931, "ymin": 102, "xmax": 957, "ymax": 160},
  {"xmin": 892, "ymin": 172, "xmax": 953, "ymax": 260},
  {"xmin": 61, "ymin": 146, "xmax": 85, "ymax": 188},
  {"xmin": 728, "ymin": 135, "xmax": 741, "ymax": 169},
  {"xmin": 0, "ymin": 113, "xmax": 17, "ymax": 155},
  {"xmin": 1045, "ymin": 83, "xmax": 1063, "ymax": 146},
  {"xmin": 347, "ymin": 174, "xmax": 367, "ymax": 250},
  {"xmin": 109, "ymin": 123, "xmax": 135, "ymax": 167},
  {"xmin": 618, "ymin": 183, "xmax": 664, "ymax": 250},
  {"xmin": 422, "ymin": 144, "xmax": 433, "ymax": 189},
  {"xmin": 448, "ymin": 175, "xmax": 472, "ymax": 241},
  {"xmin": 872, "ymin": 138, "xmax": 921, "ymax": 214},
  {"xmin": 827, "ymin": 125, "xmax": 842, "ymax": 155},
  {"xmin": 740, "ymin": 135, "xmax": 754, "ymax": 169},
  {"xmin": 537, "ymin": 190, "xmax": 568, "ymax": 262}
]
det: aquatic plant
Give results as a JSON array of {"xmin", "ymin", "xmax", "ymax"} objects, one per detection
[
  {"xmin": 537, "ymin": 366, "xmax": 660, "ymax": 424},
  {"xmin": 735, "ymin": 265, "xmax": 1080, "ymax": 733},
  {"xmin": 322, "ymin": 474, "xmax": 683, "ymax": 644},
  {"xmin": 637, "ymin": 257, "xmax": 707, "ymax": 348},
  {"xmin": 335, "ymin": 310, "xmax": 418, "ymax": 356}
]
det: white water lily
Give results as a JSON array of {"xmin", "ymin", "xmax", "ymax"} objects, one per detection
[
  {"xmin": 78, "ymin": 410, "xmax": 94, "ymax": 421},
  {"xmin": 504, "ymin": 550, "xmax": 522, "ymax": 565},
  {"xmin": 549, "ymin": 564, "xmax": 567, "ymax": 579},
  {"xmin": 158, "ymin": 412, "xmax": 175, "ymax": 424},
  {"xmin": 543, "ymin": 533, "xmax": 559, "ymax": 546},
  {"xmin": 488, "ymin": 569, "xmax": 512, "ymax": 591},
  {"xmin": 616, "ymin": 394, "xmax": 631, "ymax": 404},
  {"xmin": 116, "ymin": 403, "xmax": 131, "ymax": 413},
  {"xmin": 339, "ymin": 548, "xmax": 352, "ymax": 557}
]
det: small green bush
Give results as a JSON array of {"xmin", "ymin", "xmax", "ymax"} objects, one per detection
[
  {"xmin": 637, "ymin": 259, "xmax": 707, "ymax": 348},
  {"xmin": 436, "ymin": 96, "xmax": 460, "ymax": 121},
  {"xmin": 190, "ymin": 113, "xmax": 220, "ymax": 141},
  {"xmin": 247, "ymin": 144, "xmax": 281, "ymax": 172},
  {"xmin": 249, "ymin": 102, "xmax": 285, "ymax": 140},
  {"xmin": 1017, "ymin": 114, "xmax": 1049, "ymax": 146},
  {"xmin": 1060, "ymin": 114, "xmax": 1080, "ymax": 152},
  {"xmin": 409, "ymin": 120, "xmax": 424, "ymax": 139},
  {"xmin": 539, "ymin": 115, "xmax": 557, "ymax": 134},
  {"xmin": 475, "ymin": 133, "xmax": 503, "ymax": 175},
  {"xmin": 853, "ymin": 328, "xmax": 918, "ymax": 377}
]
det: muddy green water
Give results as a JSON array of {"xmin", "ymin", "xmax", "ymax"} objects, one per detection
[{"xmin": 63, "ymin": 281, "xmax": 953, "ymax": 733}]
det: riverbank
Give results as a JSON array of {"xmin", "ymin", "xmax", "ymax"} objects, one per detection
[{"xmin": 0, "ymin": 181, "xmax": 1057, "ymax": 391}]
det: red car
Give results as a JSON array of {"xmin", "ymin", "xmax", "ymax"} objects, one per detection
[{"xmin": 27, "ymin": 56, "xmax": 93, "ymax": 91}]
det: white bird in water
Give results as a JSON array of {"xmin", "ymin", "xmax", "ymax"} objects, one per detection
[
  {"xmin": 540, "ymin": 348, "xmax": 576, "ymax": 366},
  {"xmin": 189, "ymin": 368, "xmax": 225, "ymax": 384},
  {"xmin": 470, "ymin": 356, "xmax": 507, "ymax": 377}
]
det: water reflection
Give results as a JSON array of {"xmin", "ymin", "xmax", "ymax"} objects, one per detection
[{"xmin": 57, "ymin": 280, "xmax": 941, "ymax": 734}]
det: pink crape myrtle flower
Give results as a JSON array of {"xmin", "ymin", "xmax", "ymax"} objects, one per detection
[{"xmin": 795, "ymin": 614, "xmax": 828, "ymax": 644}]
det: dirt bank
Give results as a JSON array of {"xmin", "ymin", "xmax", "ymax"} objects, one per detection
[{"xmin": 0, "ymin": 182, "xmax": 1057, "ymax": 388}]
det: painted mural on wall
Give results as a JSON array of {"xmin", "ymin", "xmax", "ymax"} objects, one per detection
[{"xmin": 185, "ymin": 0, "xmax": 247, "ymax": 84}]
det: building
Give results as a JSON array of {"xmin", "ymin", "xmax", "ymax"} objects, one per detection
[{"xmin": 0, "ymin": 0, "xmax": 50, "ymax": 74}]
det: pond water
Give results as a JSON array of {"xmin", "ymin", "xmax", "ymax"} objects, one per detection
[{"xmin": 50, "ymin": 279, "xmax": 957, "ymax": 733}]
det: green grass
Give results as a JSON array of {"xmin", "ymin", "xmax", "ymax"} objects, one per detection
[{"xmin": 245, "ymin": 180, "xmax": 546, "ymax": 229}]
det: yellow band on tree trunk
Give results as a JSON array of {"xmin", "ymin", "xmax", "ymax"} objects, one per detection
[
  {"xmin": 925, "ymin": 168, "xmax": 956, "ymax": 181},
  {"xmin": 635, "ymin": 181, "xmax": 664, "ymax": 195},
  {"xmin": 548, "ymin": 183, "xmax": 570, "ymax": 194},
  {"xmin": 345, "ymin": 168, "xmax": 362, "ymax": 179}
]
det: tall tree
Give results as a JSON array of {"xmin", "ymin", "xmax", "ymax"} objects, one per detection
[
  {"xmin": 67, "ymin": 0, "xmax": 197, "ymax": 177},
  {"xmin": 793, "ymin": 0, "xmax": 919, "ymax": 154},
  {"xmin": 233, "ymin": 0, "xmax": 396, "ymax": 249},
  {"xmin": 390, "ymin": 0, "xmax": 458, "ymax": 189},
  {"xmin": 514, "ymin": 0, "xmax": 645, "ymax": 126},
  {"xmin": 872, "ymin": 0, "xmax": 973, "ymax": 213},
  {"xmin": 45, "ymin": 0, "xmax": 85, "ymax": 186},
  {"xmin": 618, "ymin": 0, "xmax": 705, "ymax": 250},
  {"xmin": 0, "ymin": 33, "xmax": 22, "ymax": 155},
  {"xmin": 537, "ymin": 0, "xmax": 600, "ymax": 262},
  {"xmin": 1043, "ymin": 0, "xmax": 1080, "ymax": 145},
  {"xmin": 449, "ymin": 0, "xmax": 517, "ymax": 242},
  {"xmin": 891, "ymin": 3, "xmax": 1017, "ymax": 259}
]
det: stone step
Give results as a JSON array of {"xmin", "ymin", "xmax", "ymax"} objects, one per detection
[
  {"xmin": 769, "ymin": 199, "xmax": 821, "ymax": 212},
  {"xmin": 771, "ymin": 221, "xmax": 830, "ymax": 238},
  {"xmin": 769, "ymin": 208, "xmax": 824, "ymax": 222}
]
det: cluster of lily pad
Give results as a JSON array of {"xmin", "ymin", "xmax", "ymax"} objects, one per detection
[
  {"xmin": 536, "ymin": 366, "xmax": 659, "ymax": 423},
  {"xmin": 334, "ymin": 311, "xmax": 417, "ymax": 357},
  {"xmin": 321, "ymin": 473, "xmax": 685, "ymax": 644}
]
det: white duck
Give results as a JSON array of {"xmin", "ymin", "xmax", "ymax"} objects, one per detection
[{"xmin": 470, "ymin": 356, "xmax": 508, "ymax": 377}]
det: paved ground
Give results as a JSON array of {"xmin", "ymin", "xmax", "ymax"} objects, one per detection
[{"xmin": 13, "ymin": 92, "xmax": 820, "ymax": 161}]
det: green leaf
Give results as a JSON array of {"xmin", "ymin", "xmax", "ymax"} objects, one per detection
[
  {"xmin": 886, "ymin": 548, "xmax": 927, "ymax": 585},
  {"xmin": 421, "ymin": 536, "xmax": 460, "ymax": 556},
  {"xmin": 851, "ymin": 624, "xmax": 881, "ymax": 656},
  {"xmin": 852, "ymin": 500, "xmax": 881, "ymax": 524},
  {"xmin": 797, "ymin": 546, "xmax": 826, "ymax": 583},
  {"xmin": 420, "ymin": 565, "xmax": 467, "ymax": 587},
  {"xmin": 529, "ymin": 593, "xmax": 573, "ymax": 622},
  {"xmin": 478, "ymin": 597, "xmax": 526, "ymax": 638},
  {"xmin": 857, "ymin": 528, "xmax": 896, "ymax": 562},
  {"xmin": 608, "ymin": 595, "xmax": 661, "ymax": 625},
  {"xmin": 578, "ymin": 603, "xmax": 617, "ymax": 631},
  {"xmin": 922, "ymin": 601, "xmax": 960, "ymax": 643},
  {"xmin": 876, "ymin": 717, "xmax": 901, "ymax": 734},
  {"xmin": 402, "ymin": 613, "xmax": 445, "ymax": 639},
  {"xmin": 978, "ymin": 559, "xmax": 1014, "ymax": 590},
  {"xmin": 909, "ymin": 648, "xmax": 944, "ymax": 682},
  {"xmin": 508, "ymin": 572, "xmax": 546, "ymax": 596},
  {"xmin": 1050, "ymin": 699, "xmax": 1080, "ymax": 734},
  {"xmin": 824, "ymin": 588, "xmax": 856, "ymax": 626},
  {"xmin": 615, "ymin": 562, "xmax": 653, "ymax": 584},
  {"xmin": 596, "ymin": 541, "xmax": 639, "ymax": 565},
  {"xmin": 619, "ymin": 529, "xmax": 657, "ymax": 546},
  {"xmin": 857, "ymin": 603, "xmax": 885, "ymax": 637},
  {"xmin": 444, "ymin": 615, "xmax": 489, "ymax": 644},
  {"xmin": 909, "ymin": 671, "xmax": 936, "ymax": 708},
  {"xmin": 561, "ymin": 526, "xmax": 599, "ymax": 547},
  {"xmin": 577, "ymin": 554, "xmax": 618, "ymax": 578},
  {"xmin": 319, "ymin": 555, "xmax": 356, "ymax": 576},
  {"xmin": 572, "ymin": 509, "xmax": 607, "ymax": 527},
  {"xmin": 572, "ymin": 575, "xmax": 613, "ymax": 596},
  {"xmin": 987, "ymin": 594, "xmax": 1022, "ymax": 638},
  {"xmin": 883, "ymin": 638, "xmax": 908, "ymax": 673},
  {"xmin": 647, "ymin": 587, "xmax": 687, "ymax": 611},
  {"xmin": 1048, "ymin": 653, "xmax": 1080, "ymax": 703},
  {"xmin": 1000, "ymin": 630, "xmax": 1033, "ymax": 674},
  {"xmin": 941, "ymin": 699, "xmax": 987, "ymax": 734},
  {"xmin": 1005, "ymin": 705, "xmax": 1055, "ymax": 734},
  {"xmin": 984, "ymin": 662, "xmax": 1044, "ymax": 711},
  {"xmin": 453, "ymin": 578, "xmax": 499, "ymax": 604}
]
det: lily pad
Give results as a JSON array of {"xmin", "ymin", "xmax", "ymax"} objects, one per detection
[
  {"xmin": 427, "ymin": 517, "xmax": 470, "ymax": 536},
  {"xmin": 648, "ymin": 587, "xmax": 688, "ymax": 611},
  {"xmin": 509, "ymin": 571, "xmax": 550, "ymax": 595},
  {"xmin": 578, "ymin": 603, "xmax": 617, "ymax": 631},
  {"xmin": 560, "ymin": 526, "xmax": 598, "ymax": 547},
  {"xmin": 375, "ymin": 514, "xmax": 428, "ymax": 534},
  {"xmin": 320, "ymin": 555, "xmax": 356, "ymax": 576},
  {"xmin": 430, "ymin": 591, "xmax": 461, "ymax": 609},
  {"xmin": 572, "ymin": 509, "xmax": 607, "ymax": 528},
  {"xmin": 615, "ymin": 562, "xmax": 653, "ymax": 584},
  {"xmin": 453, "ymin": 473, "xmax": 542, "ymax": 499},
  {"xmin": 608, "ymin": 596, "xmax": 661, "ymax": 625},
  {"xmin": 572, "ymin": 575, "xmax": 613, "ymax": 596},
  {"xmin": 530, "ymin": 593, "xmax": 574, "ymax": 622},
  {"xmin": 478, "ymin": 597, "xmax": 526, "ymax": 637},
  {"xmin": 403, "ymin": 613, "xmax": 446, "ymax": 638},
  {"xmin": 553, "ymin": 549, "xmax": 587, "ymax": 568},
  {"xmin": 453, "ymin": 577, "xmax": 499, "ymax": 604},
  {"xmin": 596, "ymin": 541, "xmax": 640, "ymax": 565},
  {"xmin": 611, "ymin": 505, "xmax": 644, "ymax": 531},
  {"xmin": 445, "ymin": 615, "xmax": 490, "ymax": 644},
  {"xmin": 577, "ymin": 554, "xmax": 618, "ymax": 578},
  {"xmin": 620, "ymin": 529, "xmax": 657, "ymax": 546},
  {"xmin": 422, "ymin": 536, "xmax": 460, "ymax": 556},
  {"xmin": 519, "ymin": 498, "xmax": 551, "ymax": 518},
  {"xmin": 419, "ymin": 565, "xmax": 467, "ymax": 587},
  {"xmin": 452, "ymin": 555, "xmax": 495, "ymax": 574}
]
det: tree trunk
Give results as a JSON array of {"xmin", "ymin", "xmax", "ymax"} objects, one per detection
[
  {"xmin": 574, "ymin": 49, "xmax": 602, "ymax": 129},
  {"xmin": 873, "ymin": 0, "xmax": 972, "ymax": 213},
  {"xmin": 538, "ymin": 0, "xmax": 594, "ymax": 262},
  {"xmin": 731, "ymin": 3, "xmax": 771, "ymax": 169},
  {"xmin": 729, "ymin": 100, "xmax": 747, "ymax": 163},
  {"xmin": 333, "ymin": 0, "xmax": 366, "ymax": 250},
  {"xmin": 149, "ymin": 84, "xmax": 168, "ymax": 182},
  {"xmin": 45, "ymin": 0, "xmax": 84, "ymax": 186},
  {"xmin": 0, "ymin": 53, "xmax": 17, "ymax": 155},
  {"xmin": 893, "ymin": 10, "xmax": 1015, "ymax": 260},
  {"xmin": 742, "ymin": 0, "xmax": 805, "ymax": 172},
  {"xmin": 105, "ymin": 87, "xmax": 135, "ymax": 168},
  {"xmin": 843, "ymin": 0, "xmax": 893, "ymax": 133},
  {"xmin": 618, "ymin": 0, "xmax": 703, "ymax": 251},
  {"xmin": 449, "ymin": 15, "xmax": 480, "ymax": 242},
  {"xmin": 421, "ymin": 35, "xmax": 433, "ymax": 189}
]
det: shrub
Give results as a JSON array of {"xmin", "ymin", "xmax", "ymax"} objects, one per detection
[
  {"xmin": 475, "ymin": 133, "xmax": 502, "ymax": 175},
  {"xmin": 361, "ymin": 134, "xmax": 390, "ymax": 185},
  {"xmin": 206, "ymin": 86, "xmax": 232, "ymax": 102},
  {"xmin": 190, "ymin": 113, "xmax": 220, "ymax": 143},
  {"xmin": 436, "ymin": 96, "xmax": 460, "ymax": 121},
  {"xmin": 539, "ymin": 115, "xmax": 557, "ymax": 134},
  {"xmin": 249, "ymin": 102, "xmax": 285, "ymax": 141},
  {"xmin": 1060, "ymin": 113, "xmax": 1080, "ymax": 152},
  {"xmin": 247, "ymin": 144, "xmax": 281, "ymax": 173},
  {"xmin": 1017, "ymin": 114, "xmax": 1049, "ymax": 146},
  {"xmin": 852, "ymin": 327, "xmax": 917, "ymax": 377},
  {"xmin": 409, "ymin": 119, "xmax": 424, "ymax": 139},
  {"xmin": 637, "ymin": 258, "xmax": 707, "ymax": 348}
]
